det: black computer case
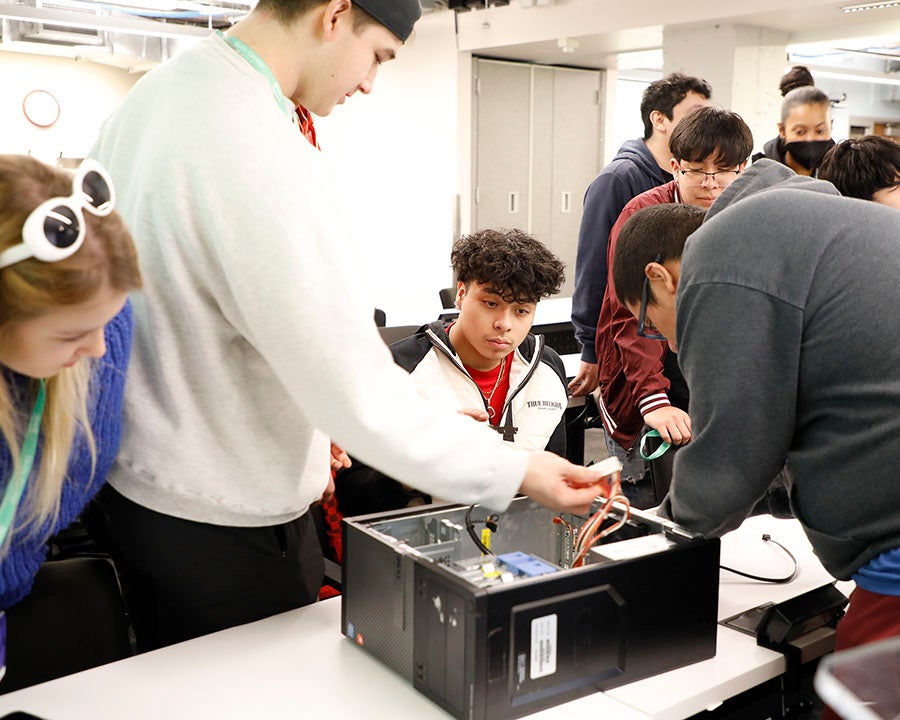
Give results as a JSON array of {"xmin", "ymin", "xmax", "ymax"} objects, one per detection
[{"xmin": 341, "ymin": 497, "xmax": 720, "ymax": 719}]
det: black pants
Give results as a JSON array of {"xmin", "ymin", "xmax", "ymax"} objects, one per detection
[{"xmin": 85, "ymin": 485, "xmax": 324, "ymax": 653}]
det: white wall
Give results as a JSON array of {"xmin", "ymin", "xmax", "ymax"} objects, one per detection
[
  {"xmin": 313, "ymin": 11, "xmax": 461, "ymax": 326},
  {"xmin": 0, "ymin": 51, "xmax": 140, "ymax": 163},
  {"xmin": 610, "ymin": 77, "xmax": 651, "ymax": 164},
  {"xmin": 663, "ymin": 23, "xmax": 790, "ymax": 158},
  {"xmin": 815, "ymin": 75, "xmax": 900, "ymax": 131},
  {"xmin": 0, "ymin": 16, "xmax": 465, "ymax": 328}
]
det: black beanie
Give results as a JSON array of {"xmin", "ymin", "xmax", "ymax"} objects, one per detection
[{"xmin": 354, "ymin": 0, "xmax": 421, "ymax": 42}]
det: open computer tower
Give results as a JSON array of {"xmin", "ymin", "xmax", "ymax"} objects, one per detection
[{"xmin": 341, "ymin": 495, "xmax": 720, "ymax": 719}]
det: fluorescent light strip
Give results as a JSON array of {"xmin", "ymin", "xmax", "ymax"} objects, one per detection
[
  {"xmin": 0, "ymin": 4, "xmax": 209, "ymax": 38},
  {"xmin": 812, "ymin": 68, "xmax": 900, "ymax": 86},
  {"xmin": 841, "ymin": 1, "xmax": 900, "ymax": 12}
]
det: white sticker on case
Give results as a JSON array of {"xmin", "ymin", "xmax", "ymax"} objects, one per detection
[{"xmin": 530, "ymin": 614, "xmax": 557, "ymax": 679}]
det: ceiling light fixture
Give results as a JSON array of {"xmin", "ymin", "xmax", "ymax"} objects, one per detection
[
  {"xmin": 841, "ymin": 1, "xmax": 900, "ymax": 13},
  {"xmin": 0, "ymin": 3, "xmax": 208, "ymax": 38}
]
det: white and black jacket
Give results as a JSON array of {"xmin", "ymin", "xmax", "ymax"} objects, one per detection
[{"xmin": 335, "ymin": 322, "xmax": 568, "ymax": 516}]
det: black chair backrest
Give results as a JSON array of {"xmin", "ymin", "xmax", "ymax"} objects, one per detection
[
  {"xmin": 378, "ymin": 325, "xmax": 420, "ymax": 346},
  {"xmin": 3, "ymin": 557, "xmax": 131, "ymax": 692},
  {"xmin": 438, "ymin": 287, "xmax": 456, "ymax": 309}
]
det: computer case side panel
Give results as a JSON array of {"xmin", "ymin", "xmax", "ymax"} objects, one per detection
[
  {"xmin": 411, "ymin": 536, "xmax": 720, "ymax": 719},
  {"xmin": 341, "ymin": 511, "xmax": 419, "ymax": 680}
]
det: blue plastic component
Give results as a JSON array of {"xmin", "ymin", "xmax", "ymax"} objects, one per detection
[{"xmin": 497, "ymin": 551, "xmax": 557, "ymax": 577}]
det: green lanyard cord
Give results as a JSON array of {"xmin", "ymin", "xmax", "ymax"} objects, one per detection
[
  {"xmin": 639, "ymin": 428, "xmax": 671, "ymax": 461},
  {"xmin": 0, "ymin": 380, "xmax": 46, "ymax": 548},
  {"xmin": 217, "ymin": 31, "xmax": 297, "ymax": 123}
]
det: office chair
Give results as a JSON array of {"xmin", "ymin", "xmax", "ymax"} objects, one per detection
[
  {"xmin": 438, "ymin": 287, "xmax": 456, "ymax": 310},
  {"xmin": 2, "ymin": 556, "xmax": 131, "ymax": 693},
  {"xmin": 378, "ymin": 325, "xmax": 420, "ymax": 346}
]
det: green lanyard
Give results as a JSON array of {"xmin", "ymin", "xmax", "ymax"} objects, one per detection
[
  {"xmin": 217, "ymin": 31, "xmax": 297, "ymax": 124},
  {"xmin": 0, "ymin": 380, "xmax": 45, "ymax": 548}
]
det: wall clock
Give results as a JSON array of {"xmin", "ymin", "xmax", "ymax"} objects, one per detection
[{"xmin": 23, "ymin": 89, "xmax": 61, "ymax": 128}]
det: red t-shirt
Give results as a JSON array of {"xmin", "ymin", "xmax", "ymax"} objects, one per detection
[{"xmin": 465, "ymin": 352, "xmax": 514, "ymax": 426}]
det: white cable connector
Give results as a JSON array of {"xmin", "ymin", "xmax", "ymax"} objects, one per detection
[{"xmin": 588, "ymin": 456, "xmax": 623, "ymax": 479}]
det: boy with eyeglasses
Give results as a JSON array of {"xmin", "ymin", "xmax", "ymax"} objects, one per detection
[
  {"xmin": 594, "ymin": 106, "xmax": 752, "ymax": 507},
  {"xmin": 818, "ymin": 135, "xmax": 900, "ymax": 210},
  {"xmin": 336, "ymin": 229, "xmax": 569, "ymax": 516},
  {"xmin": 611, "ymin": 162, "xmax": 900, "ymax": 720},
  {"xmin": 569, "ymin": 72, "xmax": 711, "ymax": 399}
]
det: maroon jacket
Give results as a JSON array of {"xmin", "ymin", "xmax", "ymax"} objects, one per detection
[{"xmin": 595, "ymin": 181, "xmax": 680, "ymax": 450}]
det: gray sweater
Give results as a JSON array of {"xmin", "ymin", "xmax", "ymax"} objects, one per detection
[{"xmin": 661, "ymin": 159, "xmax": 900, "ymax": 580}]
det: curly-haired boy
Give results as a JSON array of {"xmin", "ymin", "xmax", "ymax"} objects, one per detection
[{"xmin": 336, "ymin": 229, "xmax": 569, "ymax": 514}]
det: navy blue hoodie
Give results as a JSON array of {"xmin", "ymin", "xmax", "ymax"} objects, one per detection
[{"xmin": 571, "ymin": 138, "xmax": 671, "ymax": 362}]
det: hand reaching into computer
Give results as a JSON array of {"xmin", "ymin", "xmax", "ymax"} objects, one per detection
[{"xmin": 519, "ymin": 452, "xmax": 617, "ymax": 515}]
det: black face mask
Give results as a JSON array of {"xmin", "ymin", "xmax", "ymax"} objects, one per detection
[{"xmin": 783, "ymin": 139, "xmax": 835, "ymax": 172}]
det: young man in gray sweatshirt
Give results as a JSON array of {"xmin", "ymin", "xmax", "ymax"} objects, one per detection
[{"xmin": 612, "ymin": 159, "xmax": 900, "ymax": 697}]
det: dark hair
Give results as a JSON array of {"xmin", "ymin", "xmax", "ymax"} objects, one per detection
[
  {"xmin": 613, "ymin": 204, "xmax": 706, "ymax": 307},
  {"xmin": 669, "ymin": 106, "xmax": 753, "ymax": 167},
  {"xmin": 640, "ymin": 72, "xmax": 712, "ymax": 140},
  {"xmin": 781, "ymin": 86, "xmax": 830, "ymax": 124},
  {"xmin": 451, "ymin": 229, "xmax": 564, "ymax": 304},
  {"xmin": 779, "ymin": 66, "xmax": 815, "ymax": 97},
  {"xmin": 818, "ymin": 136, "xmax": 900, "ymax": 201},
  {"xmin": 255, "ymin": 0, "xmax": 377, "ymax": 30}
]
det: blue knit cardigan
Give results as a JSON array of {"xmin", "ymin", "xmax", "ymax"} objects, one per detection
[{"xmin": 0, "ymin": 301, "xmax": 132, "ymax": 609}]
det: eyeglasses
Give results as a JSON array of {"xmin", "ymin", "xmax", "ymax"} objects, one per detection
[
  {"xmin": 0, "ymin": 159, "xmax": 115, "ymax": 270},
  {"xmin": 637, "ymin": 254, "xmax": 666, "ymax": 341},
  {"xmin": 677, "ymin": 165, "xmax": 741, "ymax": 186}
]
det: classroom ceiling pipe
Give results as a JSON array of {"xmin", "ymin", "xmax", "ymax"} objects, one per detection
[{"xmin": 0, "ymin": 0, "xmax": 236, "ymax": 70}]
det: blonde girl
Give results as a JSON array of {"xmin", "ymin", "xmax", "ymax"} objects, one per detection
[{"xmin": 0, "ymin": 155, "xmax": 140, "ymax": 687}]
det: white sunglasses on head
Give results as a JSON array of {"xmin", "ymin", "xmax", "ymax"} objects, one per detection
[{"xmin": 0, "ymin": 159, "xmax": 116, "ymax": 270}]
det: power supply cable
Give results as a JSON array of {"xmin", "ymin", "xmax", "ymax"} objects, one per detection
[
  {"xmin": 465, "ymin": 505, "xmax": 498, "ymax": 556},
  {"xmin": 720, "ymin": 533, "xmax": 799, "ymax": 584}
]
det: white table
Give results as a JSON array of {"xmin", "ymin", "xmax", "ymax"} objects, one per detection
[
  {"xmin": 605, "ymin": 514, "xmax": 853, "ymax": 720},
  {"xmin": 0, "ymin": 515, "xmax": 849, "ymax": 720}
]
